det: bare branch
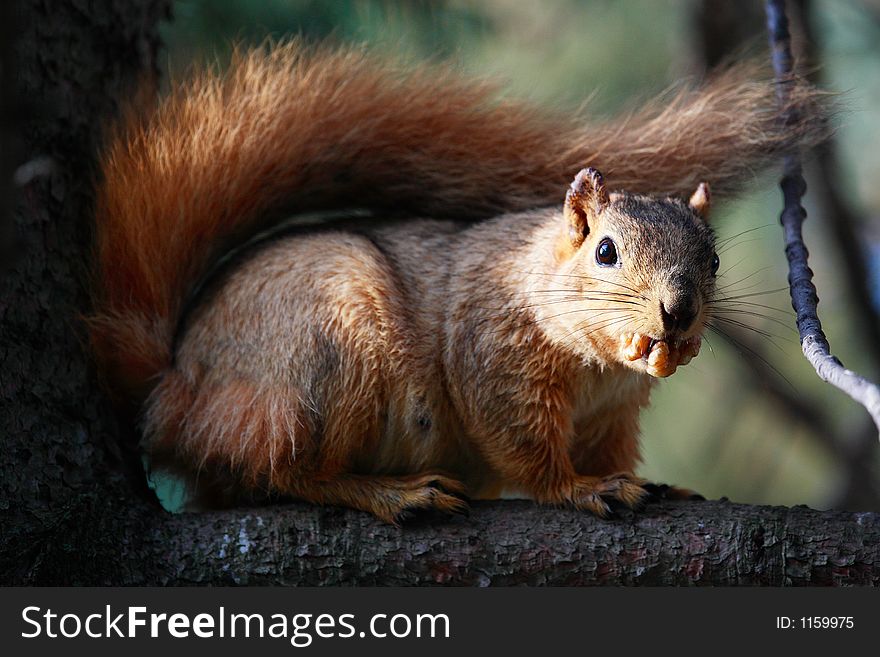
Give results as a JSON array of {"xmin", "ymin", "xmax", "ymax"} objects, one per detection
[
  {"xmin": 7, "ymin": 499, "xmax": 878, "ymax": 585},
  {"xmin": 764, "ymin": 0, "xmax": 880, "ymax": 436},
  {"xmin": 128, "ymin": 501, "xmax": 876, "ymax": 586},
  {"xmin": 789, "ymin": 0, "xmax": 880, "ymax": 376}
]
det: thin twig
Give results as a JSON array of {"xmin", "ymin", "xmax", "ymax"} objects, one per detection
[
  {"xmin": 765, "ymin": 0, "xmax": 880, "ymax": 436},
  {"xmin": 794, "ymin": 0, "xmax": 880, "ymax": 372}
]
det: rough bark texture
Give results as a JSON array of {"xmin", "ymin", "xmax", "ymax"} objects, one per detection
[
  {"xmin": 1, "ymin": 0, "xmax": 878, "ymax": 587},
  {"xmin": 12, "ymin": 495, "xmax": 880, "ymax": 586},
  {"xmin": 128, "ymin": 501, "xmax": 880, "ymax": 586},
  {"xmin": 0, "ymin": 0, "xmax": 170, "ymax": 582}
]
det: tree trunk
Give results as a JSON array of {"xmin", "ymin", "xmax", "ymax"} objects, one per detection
[
  {"xmin": 0, "ymin": 0, "xmax": 169, "ymax": 582},
  {"xmin": 1, "ymin": 0, "xmax": 877, "ymax": 587}
]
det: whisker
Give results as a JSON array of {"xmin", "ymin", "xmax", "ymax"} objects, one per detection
[
  {"xmin": 706, "ymin": 323, "xmax": 794, "ymax": 389},
  {"xmin": 476, "ymin": 296, "xmax": 645, "ymax": 313},
  {"xmin": 498, "ymin": 289, "xmax": 647, "ymax": 306},
  {"xmin": 709, "ymin": 299, "xmax": 792, "ymax": 315},
  {"xmin": 555, "ymin": 316, "xmax": 630, "ymax": 348},
  {"xmin": 709, "ymin": 316, "xmax": 790, "ymax": 347},
  {"xmin": 713, "ymin": 279, "xmax": 776, "ymax": 297},
  {"xmin": 718, "ymin": 236, "xmax": 766, "ymax": 256},
  {"xmin": 717, "ymin": 255, "xmax": 749, "ymax": 278},
  {"xmin": 708, "ymin": 308, "xmax": 796, "ymax": 334},
  {"xmin": 477, "ymin": 305, "xmax": 636, "ymax": 335},
  {"xmin": 518, "ymin": 271, "xmax": 644, "ymax": 297},
  {"xmin": 702, "ymin": 332, "xmax": 718, "ymax": 359},
  {"xmin": 473, "ymin": 298, "xmax": 645, "ymax": 326},
  {"xmin": 714, "ymin": 224, "xmax": 773, "ymax": 246},
  {"xmin": 516, "ymin": 288, "xmax": 645, "ymax": 300},
  {"xmin": 558, "ymin": 315, "xmax": 636, "ymax": 353},
  {"xmin": 714, "ymin": 266, "xmax": 775, "ymax": 293},
  {"xmin": 712, "ymin": 287, "xmax": 789, "ymax": 302}
]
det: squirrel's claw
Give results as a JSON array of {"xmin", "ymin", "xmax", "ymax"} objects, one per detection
[
  {"xmin": 620, "ymin": 333, "xmax": 652, "ymax": 361},
  {"xmin": 678, "ymin": 336, "xmax": 702, "ymax": 366},
  {"xmin": 620, "ymin": 333, "xmax": 702, "ymax": 378},
  {"xmin": 569, "ymin": 472, "xmax": 648, "ymax": 517},
  {"xmin": 389, "ymin": 475, "xmax": 471, "ymax": 525},
  {"xmin": 642, "ymin": 482, "xmax": 706, "ymax": 502}
]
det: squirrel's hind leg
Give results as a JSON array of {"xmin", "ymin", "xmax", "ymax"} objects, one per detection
[
  {"xmin": 145, "ymin": 369, "xmax": 470, "ymax": 523},
  {"xmin": 282, "ymin": 473, "xmax": 470, "ymax": 525}
]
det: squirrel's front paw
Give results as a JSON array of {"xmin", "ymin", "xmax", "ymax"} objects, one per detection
[
  {"xmin": 567, "ymin": 473, "xmax": 648, "ymax": 517},
  {"xmin": 619, "ymin": 333, "xmax": 701, "ymax": 378}
]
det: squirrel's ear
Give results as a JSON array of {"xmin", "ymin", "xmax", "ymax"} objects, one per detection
[
  {"xmin": 564, "ymin": 167, "xmax": 609, "ymax": 248},
  {"xmin": 688, "ymin": 182, "xmax": 711, "ymax": 221}
]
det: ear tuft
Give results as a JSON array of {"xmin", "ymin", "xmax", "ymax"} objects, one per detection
[
  {"xmin": 688, "ymin": 182, "xmax": 711, "ymax": 220},
  {"xmin": 564, "ymin": 167, "xmax": 608, "ymax": 247}
]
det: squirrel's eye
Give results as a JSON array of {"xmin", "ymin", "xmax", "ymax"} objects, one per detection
[
  {"xmin": 595, "ymin": 238, "xmax": 618, "ymax": 266},
  {"xmin": 711, "ymin": 252, "xmax": 720, "ymax": 276}
]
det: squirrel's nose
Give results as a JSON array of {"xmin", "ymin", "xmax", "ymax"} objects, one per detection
[{"xmin": 660, "ymin": 298, "xmax": 698, "ymax": 334}]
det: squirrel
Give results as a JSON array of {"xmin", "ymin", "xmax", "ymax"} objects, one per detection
[{"xmin": 88, "ymin": 42, "xmax": 829, "ymax": 523}]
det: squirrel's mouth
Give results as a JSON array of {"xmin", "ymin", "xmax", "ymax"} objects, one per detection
[{"xmin": 619, "ymin": 332, "xmax": 701, "ymax": 378}]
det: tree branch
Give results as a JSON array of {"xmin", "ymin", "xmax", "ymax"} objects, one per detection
[
  {"xmin": 100, "ymin": 501, "xmax": 879, "ymax": 586},
  {"xmin": 764, "ymin": 0, "xmax": 880, "ymax": 436}
]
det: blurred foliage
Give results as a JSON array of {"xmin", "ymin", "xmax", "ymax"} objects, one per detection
[{"xmin": 157, "ymin": 0, "xmax": 880, "ymax": 512}]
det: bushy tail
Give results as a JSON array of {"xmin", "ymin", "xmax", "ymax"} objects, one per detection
[{"xmin": 90, "ymin": 41, "xmax": 830, "ymax": 399}]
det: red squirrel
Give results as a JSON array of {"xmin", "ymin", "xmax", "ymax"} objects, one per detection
[{"xmin": 89, "ymin": 43, "xmax": 828, "ymax": 523}]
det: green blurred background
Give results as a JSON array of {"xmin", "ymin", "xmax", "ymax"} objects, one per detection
[{"xmin": 153, "ymin": 0, "xmax": 880, "ymax": 512}]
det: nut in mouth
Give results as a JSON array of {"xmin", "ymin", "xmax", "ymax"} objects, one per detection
[{"xmin": 619, "ymin": 332, "xmax": 702, "ymax": 378}]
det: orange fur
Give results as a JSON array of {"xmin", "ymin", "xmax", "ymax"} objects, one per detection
[{"xmin": 89, "ymin": 42, "xmax": 829, "ymax": 521}]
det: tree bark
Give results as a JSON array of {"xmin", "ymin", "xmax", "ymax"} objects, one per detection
[
  {"xmin": 0, "ymin": 0, "xmax": 169, "ymax": 582},
  {"xmin": 116, "ymin": 501, "xmax": 878, "ymax": 586},
  {"xmin": 1, "ymin": 0, "xmax": 878, "ymax": 587}
]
